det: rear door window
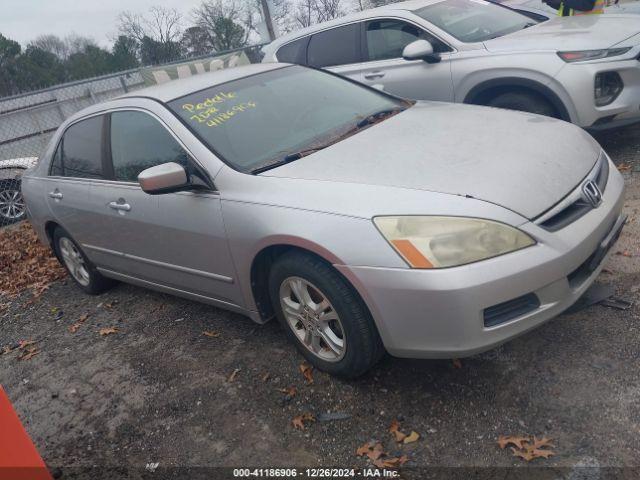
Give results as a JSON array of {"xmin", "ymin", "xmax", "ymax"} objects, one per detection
[
  {"xmin": 307, "ymin": 24, "xmax": 361, "ymax": 68},
  {"xmin": 50, "ymin": 116, "xmax": 104, "ymax": 179},
  {"xmin": 109, "ymin": 111, "xmax": 190, "ymax": 183},
  {"xmin": 276, "ymin": 37, "xmax": 309, "ymax": 64}
]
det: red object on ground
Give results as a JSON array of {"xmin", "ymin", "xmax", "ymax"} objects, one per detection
[{"xmin": 0, "ymin": 386, "xmax": 52, "ymax": 480}]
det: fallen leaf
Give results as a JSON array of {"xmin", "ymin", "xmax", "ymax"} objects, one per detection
[
  {"xmin": 18, "ymin": 340, "xmax": 36, "ymax": 349},
  {"xmin": 18, "ymin": 347, "xmax": 40, "ymax": 361},
  {"xmin": 228, "ymin": 368, "xmax": 241, "ymax": 382},
  {"xmin": 511, "ymin": 447, "xmax": 536, "ymax": 462},
  {"xmin": 78, "ymin": 313, "xmax": 90, "ymax": 322},
  {"xmin": 1, "ymin": 345, "xmax": 13, "ymax": 355},
  {"xmin": 300, "ymin": 363, "xmax": 314, "ymax": 384},
  {"xmin": 618, "ymin": 163, "xmax": 632, "ymax": 172},
  {"xmin": 202, "ymin": 331, "xmax": 221, "ymax": 338},
  {"xmin": 292, "ymin": 413, "xmax": 315, "ymax": 430},
  {"xmin": 356, "ymin": 442, "xmax": 385, "ymax": 461},
  {"xmin": 403, "ymin": 431, "xmax": 420, "ymax": 444},
  {"xmin": 501, "ymin": 435, "xmax": 555, "ymax": 462},
  {"xmin": 279, "ymin": 386, "xmax": 297, "ymax": 397},
  {"xmin": 373, "ymin": 455, "xmax": 408, "ymax": 469},
  {"xmin": 69, "ymin": 323, "xmax": 82, "ymax": 333},
  {"xmin": 452, "ymin": 358, "xmax": 463, "ymax": 369},
  {"xmin": 498, "ymin": 435, "xmax": 530, "ymax": 450},
  {"xmin": 99, "ymin": 327, "xmax": 119, "ymax": 336},
  {"xmin": 261, "ymin": 372, "xmax": 271, "ymax": 382},
  {"xmin": 389, "ymin": 419, "xmax": 407, "ymax": 442},
  {"xmin": 616, "ymin": 250, "xmax": 633, "ymax": 257}
]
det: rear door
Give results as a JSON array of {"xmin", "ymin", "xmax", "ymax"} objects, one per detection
[
  {"xmin": 82, "ymin": 109, "xmax": 242, "ymax": 307},
  {"xmin": 359, "ymin": 18, "xmax": 455, "ymax": 101},
  {"xmin": 306, "ymin": 23, "xmax": 366, "ymax": 81},
  {"xmin": 45, "ymin": 115, "xmax": 106, "ymax": 244}
]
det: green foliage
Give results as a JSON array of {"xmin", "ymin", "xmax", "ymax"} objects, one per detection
[{"xmin": 0, "ymin": 32, "xmax": 145, "ymax": 97}]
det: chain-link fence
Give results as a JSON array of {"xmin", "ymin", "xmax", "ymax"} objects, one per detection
[{"xmin": 0, "ymin": 44, "xmax": 266, "ymax": 228}]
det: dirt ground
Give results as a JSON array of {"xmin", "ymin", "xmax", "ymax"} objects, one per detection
[{"xmin": 1, "ymin": 124, "xmax": 640, "ymax": 480}]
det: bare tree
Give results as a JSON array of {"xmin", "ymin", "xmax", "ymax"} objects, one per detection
[
  {"xmin": 292, "ymin": 0, "xmax": 346, "ymax": 28},
  {"xmin": 191, "ymin": 1, "xmax": 253, "ymax": 52},
  {"xmin": 117, "ymin": 6, "xmax": 183, "ymax": 44},
  {"xmin": 31, "ymin": 35, "xmax": 68, "ymax": 59},
  {"xmin": 30, "ymin": 34, "xmax": 97, "ymax": 60}
]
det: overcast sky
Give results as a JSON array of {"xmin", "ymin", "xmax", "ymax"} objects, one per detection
[{"xmin": 1, "ymin": 0, "xmax": 207, "ymax": 46}]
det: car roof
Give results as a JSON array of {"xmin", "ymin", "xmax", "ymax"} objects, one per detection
[
  {"xmin": 265, "ymin": 0, "xmax": 441, "ymax": 53},
  {"xmin": 63, "ymin": 63, "xmax": 288, "ymax": 122},
  {"xmin": 121, "ymin": 63, "xmax": 286, "ymax": 103}
]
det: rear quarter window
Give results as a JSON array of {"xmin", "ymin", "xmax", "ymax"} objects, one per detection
[{"xmin": 276, "ymin": 37, "xmax": 309, "ymax": 64}]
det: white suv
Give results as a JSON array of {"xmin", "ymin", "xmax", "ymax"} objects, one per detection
[{"xmin": 263, "ymin": 0, "xmax": 640, "ymax": 130}]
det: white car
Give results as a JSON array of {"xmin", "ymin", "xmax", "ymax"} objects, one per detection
[
  {"xmin": 0, "ymin": 157, "xmax": 38, "ymax": 225},
  {"xmin": 263, "ymin": 0, "xmax": 640, "ymax": 130}
]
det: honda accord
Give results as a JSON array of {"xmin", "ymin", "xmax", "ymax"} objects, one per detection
[{"xmin": 22, "ymin": 64, "xmax": 626, "ymax": 377}]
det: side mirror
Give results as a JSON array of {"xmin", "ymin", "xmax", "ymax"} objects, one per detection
[
  {"xmin": 138, "ymin": 162, "xmax": 190, "ymax": 195},
  {"xmin": 402, "ymin": 40, "xmax": 441, "ymax": 64}
]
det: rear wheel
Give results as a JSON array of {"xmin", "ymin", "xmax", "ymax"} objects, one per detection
[
  {"xmin": 0, "ymin": 179, "xmax": 26, "ymax": 225},
  {"xmin": 487, "ymin": 91, "xmax": 557, "ymax": 118},
  {"xmin": 269, "ymin": 251, "xmax": 384, "ymax": 378},
  {"xmin": 53, "ymin": 227, "xmax": 116, "ymax": 294}
]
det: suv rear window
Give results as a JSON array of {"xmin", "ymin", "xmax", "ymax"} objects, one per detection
[
  {"xmin": 307, "ymin": 24, "xmax": 361, "ymax": 68},
  {"xmin": 276, "ymin": 37, "xmax": 309, "ymax": 64},
  {"xmin": 50, "ymin": 116, "xmax": 104, "ymax": 179}
]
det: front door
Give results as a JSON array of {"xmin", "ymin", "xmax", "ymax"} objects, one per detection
[
  {"xmin": 358, "ymin": 19, "xmax": 455, "ymax": 102},
  {"xmin": 82, "ymin": 110, "xmax": 242, "ymax": 308}
]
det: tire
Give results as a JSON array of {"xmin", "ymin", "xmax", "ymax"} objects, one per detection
[
  {"xmin": 268, "ymin": 251, "xmax": 384, "ymax": 378},
  {"xmin": 52, "ymin": 227, "xmax": 116, "ymax": 295},
  {"xmin": 487, "ymin": 91, "xmax": 557, "ymax": 118},
  {"xmin": 0, "ymin": 178, "xmax": 26, "ymax": 226}
]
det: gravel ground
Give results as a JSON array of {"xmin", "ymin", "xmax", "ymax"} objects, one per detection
[{"xmin": 1, "ymin": 124, "xmax": 640, "ymax": 479}]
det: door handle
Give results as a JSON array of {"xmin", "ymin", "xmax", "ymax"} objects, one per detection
[
  {"xmin": 48, "ymin": 191, "xmax": 63, "ymax": 199},
  {"xmin": 108, "ymin": 201, "xmax": 131, "ymax": 212},
  {"xmin": 364, "ymin": 71, "xmax": 385, "ymax": 80}
]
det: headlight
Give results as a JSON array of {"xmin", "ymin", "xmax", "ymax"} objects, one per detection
[
  {"xmin": 374, "ymin": 216, "xmax": 535, "ymax": 269},
  {"xmin": 557, "ymin": 48, "xmax": 631, "ymax": 63}
]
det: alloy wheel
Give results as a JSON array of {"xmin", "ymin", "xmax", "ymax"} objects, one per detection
[
  {"xmin": 279, "ymin": 276, "xmax": 346, "ymax": 362},
  {"xmin": 59, "ymin": 237, "xmax": 91, "ymax": 287},
  {"xmin": 0, "ymin": 188, "xmax": 26, "ymax": 221}
]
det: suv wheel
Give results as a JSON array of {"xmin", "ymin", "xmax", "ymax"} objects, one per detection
[
  {"xmin": 0, "ymin": 179, "xmax": 26, "ymax": 225},
  {"xmin": 268, "ymin": 251, "xmax": 384, "ymax": 378},
  {"xmin": 487, "ymin": 91, "xmax": 557, "ymax": 118},
  {"xmin": 53, "ymin": 227, "xmax": 116, "ymax": 294}
]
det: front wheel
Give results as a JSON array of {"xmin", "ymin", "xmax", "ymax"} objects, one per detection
[
  {"xmin": 269, "ymin": 251, "xmax": 384, "ymax": 378},
  {"xmin": 0, "ymin": 179, "xmax": 26, "ymax": 226},
  {"xmin": 487, "ymin": 91, "xmax": 557, "ymax": 118}
]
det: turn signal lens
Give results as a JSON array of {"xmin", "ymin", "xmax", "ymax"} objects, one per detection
[
  {"xmin": 557, "ymin": 48, "xmax": 631, "ymax": 63},
  {"xmin": 374, "ymin": 216, "xmax": 535, "ymax": 269}
]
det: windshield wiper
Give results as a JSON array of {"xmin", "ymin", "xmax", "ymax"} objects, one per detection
[
  {"xmin": 251, "ymin": 146, "xmax": 329, "ymax": 174},
  {"xmin": 356, "ymin": 108, "xmax": 403, "ymax": 129}
]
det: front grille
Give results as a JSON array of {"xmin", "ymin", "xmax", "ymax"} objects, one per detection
[
  {"xmin": 539, "ymin": 154, "xmax": 609, "ymax": 232},
  {"xmin": 483, "ymin": 293, "xmax": 541, "ymax": 328}
]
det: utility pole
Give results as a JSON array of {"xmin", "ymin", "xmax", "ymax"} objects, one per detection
[{"xmin": 260, "ymin": 0, "xmax": 277, "ymax": 42}]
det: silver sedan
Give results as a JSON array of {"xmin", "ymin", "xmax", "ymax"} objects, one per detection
[{"xmin": 22, "ymin": 64, "xmax": 625, "ymax": 377}]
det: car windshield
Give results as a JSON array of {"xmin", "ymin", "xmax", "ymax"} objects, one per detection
[
  {"xmin": 168, "ymin": 66, "xmax": 409, "ymax": 173},
  {"xmin": 415, "ymin": 0, "xmax": 534, "ymax": 43}
]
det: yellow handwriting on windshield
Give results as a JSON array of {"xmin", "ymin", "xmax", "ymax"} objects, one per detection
[{"xmin": 181, "ymin": 92, "xmax": 257, "ymax": 127}]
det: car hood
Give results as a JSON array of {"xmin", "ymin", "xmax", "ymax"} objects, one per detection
[
  {"xmin": 261, "ymin": 102, "xmax": 601, "ymax": 220},
  {"xmin": 484, "ymin": 15, "xmax": 640, "ymax": 52}
]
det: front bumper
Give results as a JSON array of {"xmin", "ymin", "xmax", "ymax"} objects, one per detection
[
  {"xmin": 555, "ymin": 56, "xmax": 640, "ymax": 130},
  {"xmin": 336, "ymin": 162, "xmax": 626, "ymax": 359}
]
